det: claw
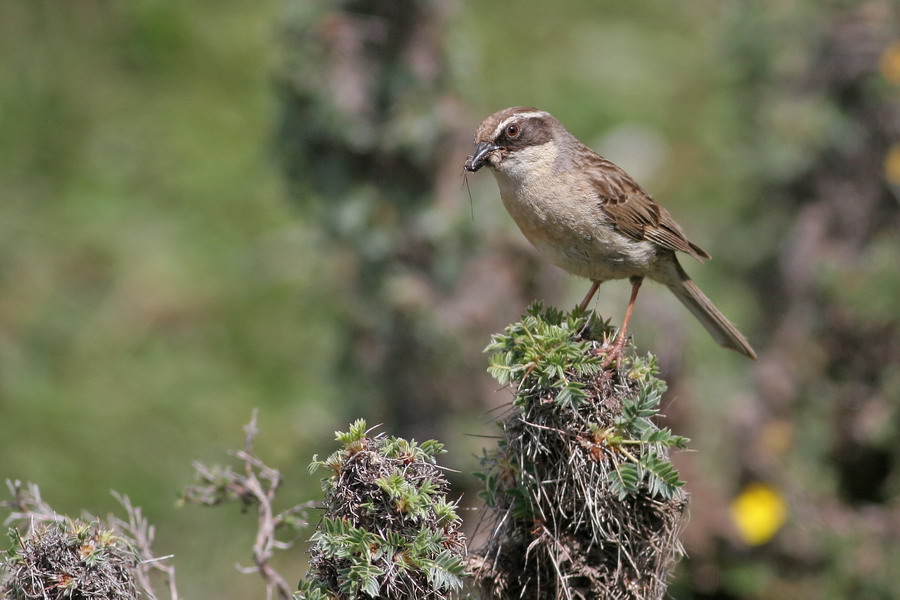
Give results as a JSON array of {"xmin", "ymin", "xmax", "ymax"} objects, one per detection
[{"xmin": 600, "ymin": 335, "xmax": 628, "ymax": 368}]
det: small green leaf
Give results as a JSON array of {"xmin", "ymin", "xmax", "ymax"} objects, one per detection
[{"xmin": 335, "ymin": 419, "xmax": 368, "ymax": 445}]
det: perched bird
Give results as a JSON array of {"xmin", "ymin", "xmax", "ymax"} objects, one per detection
[{"xmin": 464, "ymin": 106, "xmax": 757, "ymax": 362}]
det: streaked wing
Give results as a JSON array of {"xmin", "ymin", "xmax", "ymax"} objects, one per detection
[{"xmin": 587, "ymin": 157, "xmax": 710, "ymax": 261}]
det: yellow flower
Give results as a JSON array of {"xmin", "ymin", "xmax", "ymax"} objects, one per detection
[
  {"xmin": 730, "ymin": 482, "xmax": 787, "ymax": 546},
  {"xmin": 880, "ymin": 41, "xmax": 900, "ymax": 84},
  {"xmin": 885, "ymin": 145, "xmax": 900, "ymax": 187}
]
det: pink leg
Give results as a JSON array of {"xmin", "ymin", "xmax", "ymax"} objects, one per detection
[
  {"xmin": 602, "ymin": 276, "xmax": 643, "ymax": 367},
  {"xmin": 578, "ymin": 280, "xmax": 602, "ymax": 312}
]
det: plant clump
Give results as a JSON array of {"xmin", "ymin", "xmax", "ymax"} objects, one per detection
[
  {"xmin": 472, "ymin": 303, "xmax": 689, "ymax": 600},
  {"xmin": 298, "ymin": 420, "xmax": 467, "ymax": 600},
  {"xmin": 2, "ymin": 518, "xmax": 138, "ymax": 600}
]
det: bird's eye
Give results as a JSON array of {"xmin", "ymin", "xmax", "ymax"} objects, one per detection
[{"xmin": 506, "ymin": 124, "xmax": 520, "ymax": 138}]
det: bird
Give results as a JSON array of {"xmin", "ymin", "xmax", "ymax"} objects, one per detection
[{"xmin": 464, "ymin": 106, "xmax": 757, "ymax": 363}]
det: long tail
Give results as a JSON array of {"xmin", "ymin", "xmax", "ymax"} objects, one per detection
[{"xmin": 666, "ymin": 260, "xmax": 757, "ymax": 360}]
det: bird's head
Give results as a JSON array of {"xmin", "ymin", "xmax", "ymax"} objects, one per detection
[{"xmin": 464, "ymin": 107, "xmax": 558, "ymax": 174}]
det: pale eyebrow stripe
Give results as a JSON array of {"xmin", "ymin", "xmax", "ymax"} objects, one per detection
[{"xmin": 491, "ymin": 111, "xmax": 549, "ymax": 139}]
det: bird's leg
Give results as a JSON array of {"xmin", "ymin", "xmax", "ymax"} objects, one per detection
[
  {"xmin": 602, "ymin": 276, "xmax": 644, "ymax": 367},
  {"xmin": 578, "ymin": 280, "xmax": 602, "ymax": 312}
]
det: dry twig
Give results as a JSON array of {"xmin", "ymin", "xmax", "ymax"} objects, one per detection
[{"xmin": 181, "ymin": 409, "xmax": 312, "ymax": 600}]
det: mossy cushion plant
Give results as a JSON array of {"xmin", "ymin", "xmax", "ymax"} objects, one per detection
[
  {"xmin": 3, "ymin": 518, "xmax": 138, "ymax": 600},
  {"xmin": 474, "ymin": 302, "xmax": 689, "ymax": 600},
  {"xmin": 299, "ymin": 420, "xmax": 467, "ymax": 600}
]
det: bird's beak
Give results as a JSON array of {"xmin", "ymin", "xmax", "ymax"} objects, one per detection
[{"xmin": 464, "ymin": 141, "xmax": 501, "ymax": 172}]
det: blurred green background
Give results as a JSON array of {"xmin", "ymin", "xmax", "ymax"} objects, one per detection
[{"xmin": 2, "ymin": 1, "xmax": 898, "ymax": 599}]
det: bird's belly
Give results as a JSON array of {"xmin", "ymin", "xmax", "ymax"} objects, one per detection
[
  {"xmin": 528, "ymin": 226, "xmax": 657, "ymax": 282},
  {"xmin": 500, "ymin": 199, "xmax": 654, "ymax": 282},
  {"xmin": 494, "ymin": 170, "xmax": 657, "ymax": 282}
]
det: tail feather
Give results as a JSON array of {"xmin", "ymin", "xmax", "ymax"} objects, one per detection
[{"xmin": 667, "ymin": 261, "xmax": 757, "ymax": 360}]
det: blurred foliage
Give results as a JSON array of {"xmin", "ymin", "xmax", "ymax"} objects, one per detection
[
  {"xmin": 275, "ymin": 0, "xmax": 498, "ymax": 449},
  {"xmin": 0, "ymin": 1, "xmax": 339, "ymax": 597},
  {"xmin": 2, "ymin": 0, "xmax": 898, "ymax": 599}
]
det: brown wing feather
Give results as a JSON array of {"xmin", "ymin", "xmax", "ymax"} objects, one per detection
[{"xmin": 587, "ymin": 156, "xmax": 710, "ymax": 262}]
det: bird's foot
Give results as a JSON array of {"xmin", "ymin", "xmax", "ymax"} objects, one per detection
[{"xmin": 600, "ymin": 333, "xmax": 628, "ymax": 369}]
